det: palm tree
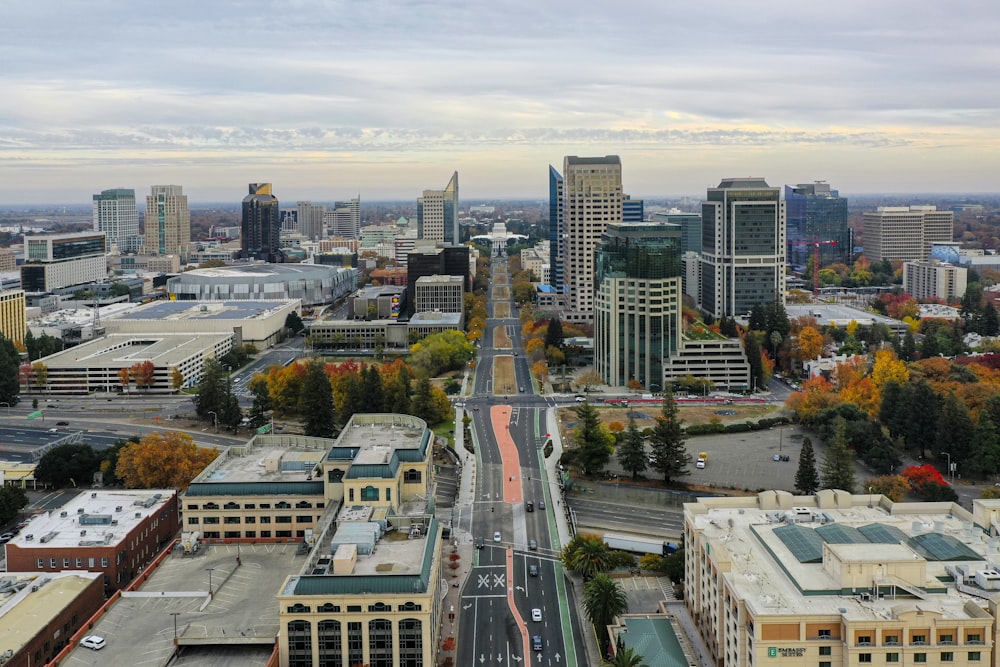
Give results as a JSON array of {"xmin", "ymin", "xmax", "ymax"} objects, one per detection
[
  {"xmin": 562, "ymin": 535, "xmax": 614, "ymax": 578},
  {"xmin": 583, "ymin": 573, "xmax": 628, "ymax": 635},
  {"xmin": 602, "ymin": 640, "xmax": 649, "ymax": 667}
]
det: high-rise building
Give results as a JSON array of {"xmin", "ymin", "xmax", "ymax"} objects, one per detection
[
  {"xmin": 296, "ymin": 201, "xmax": 327, "ymax": 242},
  {"xmin": 784, "ymin": 182, "xmax": 850, "ymax": 268},
  {"xmin": 0, "ymin": 289, "xmax": 26, "ymax": 344},
  {"xmin": 623, "ymin": 196, "xmax": 644, "ymax": 222},
  {"xmin": 143, "ymin": 185, "xmax": 190, "ymax": 262},
  {"xmin": 594, "ymin": 223, "xmax": 683, "ymax": 391},
  {"xmin": 92, "ymin": 188, "xmax": 140, "ymax": 253},
  {"xmin": 405, "ymin": 245, "xmax": 469, "ymax": 316},
  {"xmin": 241, "ymin": 183, "xmax": 282, "ymax": 262},
  {"xmin": 699, "ymin": 177, "xmax": 785, "ymax": 319},
  {"xmin": 863, "ymin": 205, "xmax": 954, "ymax": 263},
  {"xmin": 559, "ymin": 155, "xmax": 623, "ymax": 322},
  {"xmin": 903, "ymin": 259, "xmax": 968, "ymax": 301},
  {"xmin": 417, "ymin": 172, "xmax": 459, "ymax": 244},
  {"xmin": 547, "ymin": 165, "xmax": 564, "ymax": 290},
  {"xmin": 651, "ymin": 210, "xmax": 702, "ymax": 254},
  {"xmin": 326, "ymin": 198, "xmax": 361, "ymax": 239}
]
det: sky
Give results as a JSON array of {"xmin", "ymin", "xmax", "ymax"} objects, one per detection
[{"xmin": 2, "ymin": 1, "xmax": 999, "ymax": 204}]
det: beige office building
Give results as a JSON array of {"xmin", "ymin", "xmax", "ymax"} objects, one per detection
[
  {"xmin": 144, "ymin": 185, "xmax": 191, "ymax": 262},
  {"xmin": 414, "ymin": 274, "xmax": 464, "ymax": 314},
  {"xmin": 904, "ymin": 259, "xmax": 968, "ymax": 302},
  {"xmin": 863, "ymin": 206, "xmax": 954, "ymax": 263},
  {"xmin": 561, "ymin": 155, "xmax": 623, "ymax": 322},
  {"xmin": 686, "ymin": 492, "xmax": 1000, "ymax": 667}
]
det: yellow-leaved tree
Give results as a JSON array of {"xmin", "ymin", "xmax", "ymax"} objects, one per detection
[
  {"xmin": 116, "ymin": 431, "xmax": 219, "ymax": 490},
  {"xmin": 795, "ymin": 326, "xmax": 824, "ymax": 362},
  {"xmin": 871, "ymin": 348, "xmax": 909, "ymax": 389}
]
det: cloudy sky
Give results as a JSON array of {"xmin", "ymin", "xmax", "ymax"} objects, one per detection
[{"xmin": 2, "ymin": 0, "xmax": 999, "ymax": 204}]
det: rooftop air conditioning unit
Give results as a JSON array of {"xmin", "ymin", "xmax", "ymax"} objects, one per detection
[
  {"xmin": 134, "ymin": 513, "xmax": 142, "ymax": 519},
  {"xmin": 91, "ymin": 492, "xmax": 97, "ymax": 498},
  {"xmin": 59, "ymin": 511, "xmax": 67, "ymax": 518}
]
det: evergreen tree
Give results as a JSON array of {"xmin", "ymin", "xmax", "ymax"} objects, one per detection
[
  {"xmin": 719, "ymin": 316, "xmax": 739, "ymax": 337},
  {"xmin": 411, "ymin": 377, "xmax": 436, "ymax": 423},
  {"xmin": 648, "ymin": 391, "xmax": 691, "ymax": 482},
  {"xmin": 821, "ymin": 418, "xmax": 856, "ymax": 492},
  {"xmin": 0, "ymin": 336, "xmax": 19, "ymax": 405},
  {"xmin": 220, "ymin": 378, "xmax": 242, "ymax": 431},
  {"xmin": 795, "ymin": 436, "xmax": 820, "ymax": 495},
  {"xmin": 337, "ymin": 372, "xmax": 366, "ymax": 425},
  {"xmin": 744, "ymin": 334, "xmax": 765, "ymax": 391},
  {"xmin": 362, "ymin": 366, "xmax": 385, "ymax": 413},
  {"xmin": 920, "ymin": 332, "xmax": 940, "ymax": 358},
  {"xmin": 968, "ymin": 414, "xmax": 1000, "ymax": 478},
  {"xmin": 937, "ymin": 391, "xmax": 975, "ymax": 463},
  {"xmin": 768, "ymin": 300, "xmax": 791, "ymax": 340},
  {"xmin": 194, "ymin": 358, "xmax": 227, "ymax": 420},
  {"xmin": 571, "ymin": 401, "xmax": 615, "ymax": 476},
  {"xmin": 247, "ymin": 376, "xmax": 272, "ymax": 429},
  {"xmin": 384, "ymin": 367, "xmax": 412, "ymax": 415},
  {"xmin": 984, "ymin": 395, "xmax": 1000, "ymax": 432},
  {"xmin": 878, "ymin": 380, "xmax": 909, "ymax": 441},
  {"xmin": 984, "ymin": 302, "xmax": 1000, "ymax": 337},
  {"xmin": 300, "ymin": 360, "xmax": 336, "ymax": 437},
  {"xmin": 616, "ymin": 412, "xmax": 648, "ymax": 480},
  {"xmin": 903, "ymin": 381, "xmax": 939, "ymax": 457},
  {"xmin": 544, "ymin": 318, "xmax": 564, "ymax": 350},
  {"xmin": 748, "ymin": 303, "xmax": 767, "ymax": 332},
  {"xmin": 284, "ymin": 311, "xmax": 305, "ymax": 334},
  {"xmin": 900, "ymin": 330, "xmax": 917, "ymax": 362}
]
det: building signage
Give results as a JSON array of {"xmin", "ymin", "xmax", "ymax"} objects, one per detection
[{"xmin": 768, "ymin": 647, "xmax": 806, "ymax": 658}]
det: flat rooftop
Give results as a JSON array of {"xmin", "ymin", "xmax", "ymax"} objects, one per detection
[
  {"xmin": 200, "ymin": 446, "xmax": 326, "ymax": 484},
  {"xmin": 350, "ymin": 530, "xmax": 428, "ymax": 576},
  {"xmin": 117, "ymin": 299, "xmax": 295, "ymax": 322},
  {"xmin": 335, "ymin": 414, "xmax": 428, "ymax": 463},
  {"xmin": 0, "ymin": 571, "xmax": 103, "ymax": 656},
  {"xmin": 11, "ymin": 489, "xmax": 174, "ymax": 550},
  {"xmin": 408, "ymin": 311, "xmax": 462, "ymax": 325},
  {"xmin": 39, "ymin": 332, "xmax": 233, "ymax": 368},
  {"xmin": 786, "ymin": 303, "xmax": 904, "ymax": 328},
  {"xmin": 690, "ymin": 498, "xmax": 995, "ymax": 621}
]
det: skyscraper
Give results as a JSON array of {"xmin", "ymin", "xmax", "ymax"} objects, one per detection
[
  {"xmin": 784, "ymin": 182, "xmax": 850, "ymax": 268},
  {"xmin": 241, "ymin": 183, "xmax": 282, "ymax": 262},
  {"xmin": 417, "ymin": 172, "xmax": 459, "ymax": 244},
  {"xmin": 296, "ymin": 201, "xmax": 327, "ymax": 242},
  {"xmin": 547, "ymin": 165, "xmax": 564, "ymax": 290},
  {"xmin": 93, "ymin": 188, "xmax": 140, "ymax": 253},
  {"xmin": 144, "ymin": 185, "xmax": 190, "ymax": 262},
  {"xmin": 327, "ymin": 197, "xmax": 361, "ymax": 239},
  {"xmin": 699, "ymin": 178, "xmax": 785, "ymax": 319},
  {"xmin": 594, "ymin": 222, "xmax": 683, "ymax": 391},
  {"xmin": 623, "ymin": 196, "xmax": 644, "ymax": 222},
  {"xmin": 863, "ymin": 205, "xmax": 954, "ymax": 263},
  {"xmin": 559, "ymin": 155, "xmax": 623, "ymax": 322}
]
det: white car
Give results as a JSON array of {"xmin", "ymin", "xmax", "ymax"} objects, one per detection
[
  {"xmin": 531, "ymin": 608, "xmax": 542, "ymax": 622},
  {"xmin": 80, "ymin": 635, "xmax": 106, "ymax": 650},
  {"xmin": 696, "ymin": 457, "xmax": 706, "ymax": 469},
  {"xmin": 493, "ymin": 531, "xmax": 502, "ymax": 543}
]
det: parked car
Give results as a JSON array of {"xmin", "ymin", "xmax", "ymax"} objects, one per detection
[
  {"xmin": 56, "ymin": 421, "xmax": 69, "ymax": 426},
  {"xmin": 80, "ymin": 636, "xmax": 106, "ymax": 650},
  {"xmin": 0, "ymin": 533, "xmax": 14, "ymax": 543}
]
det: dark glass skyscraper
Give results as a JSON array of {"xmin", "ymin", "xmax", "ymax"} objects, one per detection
[
  {"xmin": 548, "ymin": 165, "xmax": 563, "ymax": 290},
  {"xmin": 241, "ymin": 183, "xmax": 282, "ymax": 262},
  {"xmin": 784, "ymin": 182, "xmax": 850, "ymax": 269}
]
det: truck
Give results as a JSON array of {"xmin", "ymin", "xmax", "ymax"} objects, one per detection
[
  {"xmin": 603, "ymin": 532, "xmax": 678, "ymax": 556},
  {"xmin": 181, "ymin": 531, "xmax": 201, "ymax": 554}
]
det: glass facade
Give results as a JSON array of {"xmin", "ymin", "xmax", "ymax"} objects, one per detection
[
  {"xmin": 548, "ymin": 165, "xmax": 564, "ymax": 289},
  {"xmin": 784, "ymin": 183, "xmax": 849, "ymax": 268}
]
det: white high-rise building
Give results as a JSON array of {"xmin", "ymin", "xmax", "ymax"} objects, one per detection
[
  {"xmin": 417, "ymin": 172, "xmax": 459, "ymax": 244},
  {"xmin": 559, "ymin": 155, "xmax": 623, "ymax": 322},
  {"xmin": 93, "ymin": 188, "xmax": 140, "ymax": 253},
  {"xmin": 326, "ymin": 197, "xmax": 361, "ymax": 239},
  {"xmin": 863, "ymin": 205, "xmax": 954, "ymax": 263},
  {"xmin": 144, "ymin": 185, "xmax": 190, "ymax": 262},
  {"xmin": 296, "ymin": 201, "xmax": 327, "ymax": 242}
]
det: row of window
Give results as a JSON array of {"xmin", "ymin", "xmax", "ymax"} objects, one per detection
[
  {"xmin": 188, "ymin": 515, "xmax": 315, "ymax": 525},
  {"xmin": 288, "ymin": 601, "xmax": 422, "ymax": 613},
  {"xmin": 845, "ymin": 652, "xmax": 981, "ymax": 664},
  {"xmin": 38, "ymin": 556, "xmax": 106, "ymax": 569},
  {"xmin": 187, "ymin": 501, "xmax": 321, "ymax": 511},
  {"xmin": 287, "ymin": 618, "xmax": 424, "ymax": 667}
]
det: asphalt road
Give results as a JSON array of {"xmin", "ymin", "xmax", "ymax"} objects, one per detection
[{"xmin": 457, "ymin": 256, "xmax": 582, "ymax": 667}]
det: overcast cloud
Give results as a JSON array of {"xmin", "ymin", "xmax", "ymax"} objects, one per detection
[{"xmin": 1, "ymin": 0, "xmax": 999, "ymax": 203}]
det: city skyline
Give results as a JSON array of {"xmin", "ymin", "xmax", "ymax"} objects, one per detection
[{"xmin": 3, "ymin": 2, "xmax": 1000, "ymax": 203}]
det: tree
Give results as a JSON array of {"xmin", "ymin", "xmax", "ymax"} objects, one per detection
[
  {"xmin": 903, "ymin": 381, "xmax": 939, "ymax": 457},
  {"xmin": 410, "ymin": 377, "xmax": 437, "ymax": 424},
  {"xmin": 570, "ymin": 402, "xmax": 615, "ymax": 476},
  {"xmin": 870, "ymin": 348, "xmax": 909, "ymax": 389},
  {"xmin": 795, "ymin": 326, "xmax": 824, "ymax": 362},
  {"xmin": 937, "ymin": 391, "xmax": 974, "ymax": 463},
  {"xmin": 545, "ymin": 318, "xmax": 564, "ymax": 350},
  {"xmin": 821, "ymin": 418, "xmax": 856, "ymax": 492},
  {"xmin": 116, "ymin": 431, "xmax": 219, "ymax": 490},
  {"xmin": 118, "ymin": 367, "xmax": 130, "ymax": 394},
  {"xmin": 194, "ymin": 358, "xmax": 228, "ymax": 420},
  {"xmin": 603, "ymin": 641, "xmax": 650, "ymax": 667},
  {"xmin": 616, "ymin": 413, "xmax": 648, "ymax": 480},
  {"xmin": 361, "ymin": 365, "xmax": 385, "ymax": 414},
  {"xmin": 561, "ymin": 533, "xmax": 615, "ymax": 577},
  {"xmin": 584, "ymin": 574, "xmax": 628, "ymax": 649},
  {"xmin": 300, "ymin": 360, "xmax": 336, "ymax": 437},
  {"xmin": 31, "ymin": 362, "xmax": 48, "ymax": 390},
  {"xmin": 130, "ymin": 360, "xmax": 156, "ymax": 390},
  {"xmin": 576, "ymin": 369, "xmax": 604, "ymax": 392},
  {"xmin": 647, "ymin": 391, "xmax": 691, "ymax": 483},
  {"xmin": 247, "ymin": 374, "xmax": 272, "ymax": 429},
  {"xmin": 100, "ymin": 437, "xmax": 138, "ymax": 487},
  {"xmin": 744, "ymin": 334, "xmax": 765, "ymax": 392},
  {"xmin": 878, "ymin": 380, "xmax": 908, "ymax": 442},
  {"xmin": 0, "ymin": 335, "xmax": 21, "ymax": 404},
  {"xmin": 967, "ymin": 414, "xmax": 1000, "ymax": 478},
  {"xmin": 170, "ymin": 368, "xmax": 184, "ymax": 391},
  {"xmin": 35, "ymin": 444, "xmax": 101, "ymax": 487},
  {"xmin": 866, "ymin": 474, "xmax": 911, "ymax": 502},
  {"xmin": 0, "ymin": 485, "xmax": 27, "ymax": 527},
  {"xmin": 900, "ymin": 330, "xmax": 917, "ymax": 362},
  {"xmin": 794, "ymin": 436, "xmax": 820, "ymax": 495},
  {"xmin": 284, "ymin": 311, "xmax": 305, "ymax": 334}
]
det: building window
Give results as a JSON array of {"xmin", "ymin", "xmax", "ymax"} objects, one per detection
[
  {"xmin": 76, "ymin": 558, "xmax": 83, "ymax": 568},
  {"xmin": 914, "ymin": 654, "xmax": 927, "ymax": 663},
  {"xmin": 287, "ymin": 620, "xmax": 312, "ymax": 667},
  {"xmin": 101, "ymin": 557, "xmax": 108, "ymax": 567},
  {"xmin": 260, "ymin": 531, "xmax": 271, "ymax": 538},
  {"xmin": 857, "ymin": 635, "xmax": 872, "ymax": 646},
  {"xmin": 942, "ymin": 652, "xmax": 954, "ymax": 662},
  {"xmin": 318, "ymin": 620, "xmax": 342, "ymax": 667},
  {"xmin": 224, "ymin": 531, "xmax": 240, "ymax": 538},
  {"xmin": 817, "ymin": 629, "xmax": 831, "ymax": 638},
  {"xmin": 361, "ymin": 486, "xmax": 379, "ymax": 501},
  {"xmin": 969, "ymin": 651, "xmax": 982, "ymax": 661},
  {"xmin": 186, "ymin": 504, "xmax": 198, "ymax": 510},
  {"xmin": 940, "ymin": 634, "xmax": 954, "ymax": 645},
  {"xmin": 859, "ymin": 655, "xmax": 872, "ymax": 664},
  {"xmin": 368, "ymin": 602, "xmax": 390, "ymax": 613},
  {"xmin": 260, "ymin": 517, "xmax": 271, "ymax": 524},
  {"xmin": 50, "ymin": 558, "xmax": 57, "ymax": 568},
  {"xmin": 885, "ymin": 634, "xmax": 900, "ymax": 645},
  {"xmin": 296, "ymin": 501, "xmax": 312, "ymax": 509},
  {"xmin": 967, "ymin": 633, "xmax": 982, "ymax": 644},
  {"xmin": 296, "ymin": 515, "xmax": 312, "ymax": 523},
  {"xmin": 204, "ymin": 502, "xmax": 219, "ymax": 510},
  {"xmin": 259, "ymin": 503, "xmax": 271, "ymax": 509},
  {"xmin": 276, "ymin": 530, "xmax": 293, "ymax": 538},
  {"xmin": 224, "ymin": 516, "xmax": 241, "ymax": 524},
  {"xmin": 347, "ymin": 621, "xmax": 363, "ymax": 666},
  {"xmin": 276, "ymin": 516, "xmax": 292, "ymax": 524},
  {"xmin": 36, "ymin": 558, "xmax": 44, "ymax": 568},
  {"xmin": 911, "ymin": 634, "xmax": 927, "ymax": 645},
  {"xmin": 369, "ymin": 618, "xmax": 393, "ymax": 667},
  {"xmin": 276, "ymin": 501, "xmax": 291, "ymax": 509},
  {"xmin": 245, "ymin": 516, "xmax": 256, "ymax": 524},
  {"xmin": 819, "ymin": 646, "xmax": 831, "ymax": 656},
  {"xmin": 244, "ymin": 503, "xmax": 256, "ymax": 509},
  {"xmin": 398, "ymin": 602, "xmax": 422, "ymax": 612},
  {"xmin": 88, "ymin": 557, "xmax": 96, "ymax": 567},
  {"xmin": 319, "ymin": 603, "xmax": 341, "ymax": 613},
  {"xmin": 188, "ymin": 517, "xmax": 199, "ymax": 525},
  {"xmin": 224, "ymin": 502, "xmax": 240, "ymax": 510},
  {"xmin": 63, "ymin": 558, "xmax": 70, "ymax": 568},
  {"xmin": 203, "ymin": 517, "xmax": 219, "ymax": 524},
  {"xmin": 288, "ymin": 603, "xmax": 312, "ymax": 613},
  {"xmin": 404, "ymin": 469, "xmax": 421, "ymax": 483},
  {"xmin": 245, "ymin": 531, "xmax": 256, "ymax": 538},
  {"xmin": 348, "ymin": 489, "xmax": 354, "ymax": 502},
  {"xmin": 399, "ymin": 618, "xmax": 423, "ymax": 666},
  {"xmin": 886, "ymin": 653, "xmax": 899, "ymax": 663}
]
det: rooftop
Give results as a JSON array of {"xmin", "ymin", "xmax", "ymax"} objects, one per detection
[
  {"xmin": 0, "ymin": 571, "xmax": 104, "ymax": 655},
  {"xmin": 785, "ymin": 303, "xmax": 904, "ymax": 329},
  {"xmin": 688, "ymin": 494, "xmax": 997, "ymax": 621},
  {"xmin": 10, "ymin": 489, "xmax": 174, "ymax": 550},
  {"xmin": 174, "ymin": 263, "xmax": 340, "ymax": 281},
  {"xmin": 409, "ymin": 311, "xmax": 462, "ymax": 325},
  {"xmin": 331, "ymin": 414, "xmax": 429, "ymax": 468},
  {"xmin": 117, "ymin": 300, "xmax": 296, "ymax": 322},
  {"xmin": 37, "ymin": 332, "xmax": 233, "ymax": 368}
]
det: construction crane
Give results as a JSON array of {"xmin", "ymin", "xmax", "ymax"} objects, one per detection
[{"xmin": 788, "ymin": 239, "xmax": 837, "ymax": 298}]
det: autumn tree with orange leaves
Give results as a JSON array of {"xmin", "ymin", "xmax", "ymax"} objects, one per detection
[
  {"xmin": 130, "ymin": 360, "xmax": 156, "ymax": 390},
  {"xmin": 116, "ymin": 431, "xmax": 219, "ymax": 490}
]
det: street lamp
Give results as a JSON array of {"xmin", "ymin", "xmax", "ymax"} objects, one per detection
[
  {"xmin": 941, "ymin": 451, "xmax": 953, "ymax": 484},
  {"xmin": 207, "ymin": 411, "xmax": 218, "ymax": 434},
  {"xmin": 868, "ymin": 485, "xmax": 874, "ymax": 509},
  {"xmin": 170, "ymin": 612, "xmax": 180, "ymax": 649},
  {"xmin": 205, "ymin": 567, "xmax": 215, "ymax": 596}
]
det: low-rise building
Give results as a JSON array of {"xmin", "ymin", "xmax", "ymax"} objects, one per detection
[
  {"xmin": 662, "ymin": 336, "xmax": 751, "ymax": 391},
  {"xmin": 5, "ymin": 489, "xmax": 179, "ymax": 592},
  {"xmin": 352, "ymin": 286, "xmax": 405, "ymax": 320}
]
